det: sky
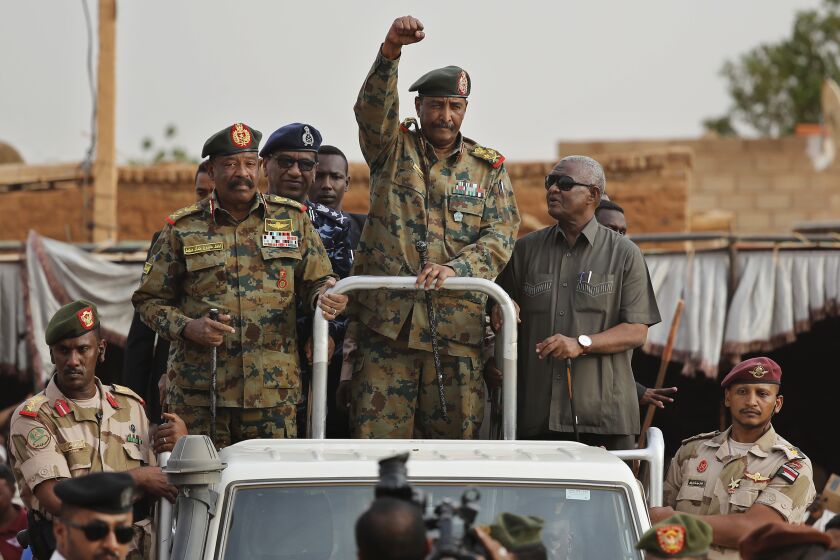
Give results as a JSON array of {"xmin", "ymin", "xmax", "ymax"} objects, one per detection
[{"xmin": 1, "ymin": 0, "xmax": 823, "ymax": 164}]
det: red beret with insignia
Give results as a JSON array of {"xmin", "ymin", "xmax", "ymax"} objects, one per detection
[{"xmin": 721, "ymin": 357, "xmax": 782, "ymax": 388}]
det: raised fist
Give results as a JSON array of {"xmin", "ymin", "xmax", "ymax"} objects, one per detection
[{"xmin": 382, "ymin": 16, "xmax": 425, "ymax": 59}]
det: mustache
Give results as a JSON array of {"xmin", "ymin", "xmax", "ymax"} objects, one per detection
[
  {"xmin": 433, "ymin": 121, "xmax": 454, "ymax": 130},
  {"xmin": 227, "ymin": 177, "xmax": 254, "ymax": 189},
  {"xmin": 61, "ymin": 367, "xmax": 85, "ymax": 377}
]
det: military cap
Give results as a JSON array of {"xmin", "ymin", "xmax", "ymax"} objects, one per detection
[
  {"xmin": 409, "ymin": 66, "xmax": 471, "ymax": 98},
  {"xmin": 488, "ymin": 512, "xmax": 547, "ymax": 555},
  {"xmin": 45, "ymin": 300, "xmax": 100, "ymax": 346},
  {"xmin": 739, "ymin": 522, "xmax": 831, "ymax": 560},
  {"xmin": 201, "ymin": 122, "xmax": 262, "ymax": 158},
  {"xmin": 259, "ymin": 123, "xmax": 322, "ymax": 157},
  {"xmin": 721, "ymin": 357, "xmax": 782, "ymax": 388},
  {"xmin": 54, "ymin": 472, "xmax": 135, "ymax": 514},
  {"xmin": 636, "ymin": 514, "xmax": 712, "ymax": 558}
]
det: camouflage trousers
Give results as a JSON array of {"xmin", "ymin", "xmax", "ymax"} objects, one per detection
[
  {"xmin": 168, "ymin": 403, "xmax": 296, "ymax": 447},
  {"xmin": 350, "ymin": 327, "xmax": 485, "ymax": 439}
]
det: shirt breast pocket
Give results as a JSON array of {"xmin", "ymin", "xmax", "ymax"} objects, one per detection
[
  {"xmin": 729, "ymin": 480, "xmax": 763, "ymax": 512},
  {"xmin": 447, "ymin": 194, "xmax": 484, "ymax": 247},
  {"xmin": 259, "ymin": 247, "xmax": 300, "ymax": 351},
  {"xmin": 520, "ymin": 273, "xmax": 553, "ymax": 313},
  {"xmin": 675, "ymin": 484, "xmax": 705, "ymax": 506},
  {"xmin": 185, "ymin": 252, "xmax": 227, "ymax": 297},
  {"xmin": 121, "ymin": 442, "xmax": 144, "ymax": 468},
  {"xmin": 574, "ymin": 273, "xmax": 615, "ymax": 313}
]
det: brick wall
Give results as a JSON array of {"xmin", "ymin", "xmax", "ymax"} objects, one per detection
[{"xmin": 559, "ymin": 136, "xmax": 840, "ymax": 233}]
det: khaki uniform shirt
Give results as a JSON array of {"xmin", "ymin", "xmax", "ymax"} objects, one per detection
[
  {"xmin": 495, "ymin": 219, "xmax": 661, "ymax": 437},
  {"xmin": 664, "ymin": 426, "xmax": 816, "ymax": 559},
  {"xmin": 9, "ymin": 377, "xmax": 152, "ymax": 514},
  {"xmin": 351, "ymin": 51, "xmax": 520, "ymax": 358},
  {"xmin": 133, "ymin": 191, "xmax": 334, "ymax": 408}
]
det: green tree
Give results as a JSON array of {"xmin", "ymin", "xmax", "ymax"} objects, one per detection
[
  {"xmin": 705, "ymin": 0, "xmax": 840, "ymax": 136},
  {"xmin": 132, "ymin": 124, "xmax": 197, "ymax": 164}
]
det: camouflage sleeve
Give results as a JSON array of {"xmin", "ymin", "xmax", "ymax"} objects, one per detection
[
  {"xmin": 662, "ymin": 446, "xmax": 687, "ymax": 507},
  {"xmin": 754, "ymin": 460, "xmax": 817, "ymax": 523},
  {"xmin": 339, "ymin": 320, "xmax": 360, "ymax": 382},
  {"xmin": 132, "ymin": 223, "xmax": 190, "ymax": 341},
  {"xmin": 354, "ymin": 50, "xmax": 400, "ymax": 167},
  {"xmin": 296, "ymin": 214, "xmax": 335, "ymax": 312},
  {"xmin": 447, "ymin": 168, "xmax": 520, "ymax": 279},
  {"xmin": 10, "ymin": 414, "xmax": 70, "ymax": 493}
]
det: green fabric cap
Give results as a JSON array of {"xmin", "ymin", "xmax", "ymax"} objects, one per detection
[
  {"xmin": 409, "ymin": 65, "xmax": 471, "ymax": 98},
  {"xmin": 202, "ymin": 122, "xmax": 262, "ymax": 158},
  {"xmin": 636, "ymin": 514, "xmax": 712, "ymax": 558},
  {"xmin": 489, "ymin": 512, "xmax": 546, "ymax": 553},
  {"xmin": 45, "ymin": 300, "xmax": 100, "ymax": 346}
]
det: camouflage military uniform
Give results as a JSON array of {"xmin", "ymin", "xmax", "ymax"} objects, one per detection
[
  {"xmin": 349, "ymin": 51, "xmax": 520, "ymax": 438},
  {"xmin": 664, "ymin": 426, "xmax": 816, "ymax": 560},
  {"xmin": 132, "ymin": 190, "xmax": 334, "ymax": 444}
]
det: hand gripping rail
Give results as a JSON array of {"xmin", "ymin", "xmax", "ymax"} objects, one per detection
[
  {"xmin": 312, "ymin": 276, "xmax": 519, "ymax": 440},
  {"xmin": 610, "ymin": 427, "xmax": 665, "ymax": 507}
]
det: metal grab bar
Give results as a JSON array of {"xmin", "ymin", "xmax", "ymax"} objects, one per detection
[
  {"xmin": 156, "ymin": 451, "xmax": 173, "ymax": 560},
  {"xmin": 611, "ymin": 427, "xmax": 666, "ymax": 507},
  {"xmin": 311, "ymin": 276, "xmax": 519, "ymax": 440}
]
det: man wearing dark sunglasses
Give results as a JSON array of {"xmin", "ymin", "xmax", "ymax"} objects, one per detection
[
  {"xmin": 492, "ymin": 156, "xmax": 660, "ymax": 449},
  {"xmin": 347, "ymin": 15, "xmax": 520, "ymax": 439},
  {"xmin": 52, "ymin": 472, "xmax": 135, "ymax": 560}
]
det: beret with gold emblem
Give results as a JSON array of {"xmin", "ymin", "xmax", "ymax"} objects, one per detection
[
  {"xmin": 202, "ymin": 122, "xmax": 262, "ymax": 158},
  {"xmin": 45, "ymin": 300, "xmax": 100, "ymax": 346},
  {"xmin": 409, "ymin": 65, "xmax": 471, "ymax": 98},
  {"xmin": 721, "ymin": 357, "xmax": 782, "ymax": 388},
  {"xmin": 636, "ymin": 513, "xmax": 712, "ymax": 558},
  {"xmin": 55, "ymin": 472, "xmax": 135, "ymax": 514}
]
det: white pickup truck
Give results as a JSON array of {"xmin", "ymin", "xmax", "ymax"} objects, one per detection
[{"xmin": 157, "ymin": 277, "xmax": 663, "ymax": 560}]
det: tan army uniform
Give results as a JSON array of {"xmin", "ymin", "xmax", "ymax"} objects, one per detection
[
  {"xmin": 663, "ymin": 426, "xmax": 816, "ymax": 559},
  {"xmin": 9, "ymin": 376, "xmax": 151, "ymax": 511},
  {"xmin": 133, "ymin": 190, "xmax": 334, "ymax": 440},
  {"xmin": 349, "ymin": 51, "xmax": 520, "ymax": 438}
]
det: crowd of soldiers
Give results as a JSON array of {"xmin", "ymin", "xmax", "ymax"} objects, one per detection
[{"xmin": 0, "ymin": 14, "xmax": 837, "ymax": 560}]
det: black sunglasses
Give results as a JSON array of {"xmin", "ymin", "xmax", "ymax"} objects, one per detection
[
  {"xmin": 544, "ymin": 174, "xmax": 597, "ymax": 191},
  {"xmin": 64, "ymin": 519, "xmax": 134, "ymax": 544},
  {"xmin": 273, "ymin": 155, "xmax": 317, "ymax": 172}
]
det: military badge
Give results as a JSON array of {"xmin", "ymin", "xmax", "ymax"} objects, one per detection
[
  {"xmin": 697, "ymin": 459, "xmax": 708, "ymax": 473},
  {"xmin": 727, "ymin": 477, "xmax": 742, "ymax": 494},
  {"xmin": 263, "ymin": 231, "xmax": 299, "ymax": 249},
  {"xmin": 54, "ymin": 399, "xmax": 71, "ymax": 417},
  {"xmin": 744, "ymin": 471, "xmax": 771, "ymax": 483},
  {"xmin": 453, "ymin": 180, "xmax": 484, "ymax": 198},
  {"xmin": 277, "ymin": 270, "xmax": 288, "ymax": 289},
  {"xmin": 749, "ymin": 364, "xmax": 767, "ymax": 378},
  {"xmin": 457, "ymin": 70, "xmax": 468, "ymax": 96},
  {"xmin": 655, "ymin": 524, "xmax": 685, "ymax": 555},
  {"xmin": 126, "ymin": 433, "xmax": 143, "ymax": 445},
  {"xmin": 27, "ymin": 427, "xmax": 51, "ymax": 450},
  {"xmin": 76, "ymin": 307, "xmax": 95, "ymax": 330},
  {"xmin": 776, "ymin": 463, "xmax": 801, "ymax": 484},
  {"xmin": 183, "ymin": 242, "xmax": 224, "ymax": 255},
  {"xmin": 265, "ymin": 218, "xmax": 293, "ymax": 232},
  {"xmin": 106, "ymin": 392, "xmax": 120, "ymax": 410},
  {"xmin": 453, "ymin": 211, "xmax": 464, "ymax": 223},
  {"xmin": 302, "ymin": 126, "xmax": 315, "ymax": 147},
  {"xmin": 143, "ymin": 262, "xmax": 152, "ymax": 275},
  {"xmin": 230, "ymin": 123, "xmax": 252, "ymax": 148},
  {"xmin": 19, "ymin": 395, "xmax": 48, "ymax": 417},
  {"xmin": 59, "ymin": 440, "xmax": 86, "ymax": 452},
  {"xmin": 687, "ymin": 479, "xmax": 705, "ymax": 488},
  {"xmin": 130, "ymin": 424, "xmax": 136, "ymax": 433}
]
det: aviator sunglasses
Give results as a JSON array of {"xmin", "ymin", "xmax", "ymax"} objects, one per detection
[
  {"xmin": 63, "ymin": 519, "xmax": 134, "ymax": 544},
  {"xmin": 544, "ymin": 174, "xmax": 597, "ymax": 191},
  {"xmin": 273, "ymin": 155, "xmax": 317, "ymax": 172}
]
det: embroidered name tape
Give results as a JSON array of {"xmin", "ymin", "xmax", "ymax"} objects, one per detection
[{"xmin": 184, "ymin": 242, "xmax": 224, "ymax": 255}]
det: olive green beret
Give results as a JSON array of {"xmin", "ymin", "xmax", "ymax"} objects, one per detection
[
  {"xmin": 202, "ymin": 122, "xmax": 262, "ymax": 158},
  {"xmin": 45, "ymin": 300, "xmax": 100, "ymax": 346},
  {"xmin": 636, "ymin": 514, "xmax": 712, "ymax": 558},
  {"xmin": 409, "ymin": 66, "xmax": 471, "ymax": 98},
  {"xmin": 489, "ymin": 512, "xmax": 546, "ymax": 554}
]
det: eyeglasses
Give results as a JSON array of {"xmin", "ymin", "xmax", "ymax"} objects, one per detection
[
  {"xmin": 63, "ymin": 519, "xmax": 134, "ymax": 544},
  {"xmin": 272, "ymin": 155, "xmax": 317, "ymax": 172},
  {"xmin": 544, "ymin": 174, "xmax": 597, "ymax": 191}
]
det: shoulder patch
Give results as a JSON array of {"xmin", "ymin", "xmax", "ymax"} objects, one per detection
[
  {"xmin": 166, "ymin": 202, "xmax": 203, "ymax": 226},
  {"xmin": 775, "ymin": 462, "xmax": 802, "ymax": 484},
  {"xmin": 681, "ymin": 430, "xmax": 720, "ymax": 445},
  {"xmin": 471, "ymin": 145, "xmax": 505, "ymax": 169},
  {"xmin": 19, "ymin": 395, "xmax": 49, "ymax": 417},
  {"xmin": 400, "ymin": 117, "xmax": 418, "ymax": 133},
  {"xmin": 265, "ymin": 194, "xmax": 305, "ymax": 212},
  {"xmin": 111, "ymin": 384, "xmax": 144, "ymax": 405}
]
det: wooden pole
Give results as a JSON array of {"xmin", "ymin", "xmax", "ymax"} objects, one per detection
[{"xmin": 92, "ymin": 0, "xmax": 117, "ymax": 242}]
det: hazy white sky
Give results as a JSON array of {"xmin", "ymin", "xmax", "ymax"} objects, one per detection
[{"xmin": 1, "ymin": 0, "xmax": 822, "ymax": 164}]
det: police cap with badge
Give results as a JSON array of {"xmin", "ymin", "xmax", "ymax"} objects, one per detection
[
  {"xmin": 410, "ymin": 66, "xmax": 471, "ymax": 98},
  {"xmin": 202, "ymin": 122, "xmax": 263, "ymax": 158},
  {"xmin": 721, "ymin": 357, "xmax": 782, "ymax": 389},
  {"xmin": 45, "ymin": 300, "xmax": 100, "ymax": 346},
  {"xmin": 260, "ymin": 123, "xmax": 323, "ymax": 158}
]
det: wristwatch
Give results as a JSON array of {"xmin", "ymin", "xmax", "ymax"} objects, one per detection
[{"xmin": 577, "ymin": 334, "xmax": 592, "ymax": 354}]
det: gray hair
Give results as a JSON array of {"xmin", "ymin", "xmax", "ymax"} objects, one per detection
[{"xmin": 557, "ymin": 155, "xmax": 606, "ymax": 194}]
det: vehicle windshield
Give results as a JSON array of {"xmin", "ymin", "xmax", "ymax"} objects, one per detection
[{"xmin": 220, "ymin": 481, "xmax": 641, "ymax": 560}]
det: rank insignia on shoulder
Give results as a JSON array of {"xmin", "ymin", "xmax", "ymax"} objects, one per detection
[
  {"xmin": 776, "ymin": 463, "xmax": 801, "ymax": 484},
  {"xmin": 266, "ymin": 194, "xmax": 305, "ymax": 212},
  {"xmin": 265, "ymin": 218, "xmax": 293, "ymax": 232},
  {"xmin": 165, "ymin": 203, "xmax": 202, "ymax": 226},
  {"xmin": 263, "ymin": 231, "xmax": 299, "ymax": 249},
  {"xmin": 471, "ymin": 145, "xmax": 505, "ymax": 169},
  {"xmin": 54, "ymin": 399, "xmax": 71, "ymax": 417},
  {"xmin": 183, "ymin": 242, "xmax": 224, "ymax": 255},
  {"xmin": 20, "ymin": 395, "xmax": 48, "ymax": 417},
  {"xmin": 106, "ymin": 392, "xmax": 120, "ymax": 409},
  {"xmin": 143, "ymin": 262, "xmax": 152, "ymax": 275},
  {"xmin": 111, "ymin": 384, "xmax": 142, "ymax": 400}
]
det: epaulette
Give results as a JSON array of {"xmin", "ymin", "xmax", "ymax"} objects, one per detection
[
  {"xmin": 265, "ymin": 194, "xmax": 306, "ymax": 212},
  {"xmin": 111, "ymin": 384, "xmax": 145, "ymax": 406},
  {"xmin": 681, "ymin": 431, "xmax": 720, "ymax": 445},
  {"xmin": 399, "ymin": 117, "xmax": 419, "ymax": 133},
  {"xmin": 772, "ymin": 444, "xmax": 807, "ymax": 461},
  {"xmin": 165, "ymin": 202, "xmax": 203, "ymax": 226},
  {"xmin": 471, "ymin": 145, "xmax": 505, "ymax": 169},
  {"xmin": 19, "ymin": 395, "xmax": 49, "ymax": 418}
]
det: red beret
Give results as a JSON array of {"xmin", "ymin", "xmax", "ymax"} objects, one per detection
[
  {"xmin": 739, "ymin": 522, "xmax": 831, "ymax": 559},
  {"xmin": 721, "ymin": 357, "xmax": 782, "ymax": 388}
]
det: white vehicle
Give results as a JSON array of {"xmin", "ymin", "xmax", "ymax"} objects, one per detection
[{"xmin": 157, "ymin": 277, "xmax": 663, "ymax": 560}]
